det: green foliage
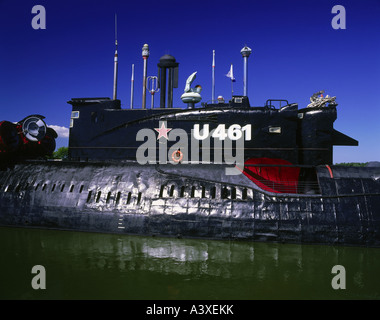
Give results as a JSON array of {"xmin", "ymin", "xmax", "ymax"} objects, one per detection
[
  {"xmin": 334, "ymin": 162, "xmax": 368, "ymax": 167},
  {"xmin": 52, "ymin": 147, "xmax": 69, "ymax": 159}
]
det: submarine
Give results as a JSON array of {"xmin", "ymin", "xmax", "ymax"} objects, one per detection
[{"xmin": 1, "ymin": 43, "xmax": 380, "ymax": 248}]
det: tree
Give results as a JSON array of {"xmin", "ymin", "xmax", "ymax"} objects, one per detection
[
  {"xmin": 52, "ymin": 147, "xmax": 68, "ymax": 159},
  {"xmin": 334, "ymin": 162, "xmax": 368, "ymax": 167}
]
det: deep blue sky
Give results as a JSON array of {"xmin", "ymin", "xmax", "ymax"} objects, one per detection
[{"xmin": 1, "ymin": 0, "xmax": 379, "ymax": 163}]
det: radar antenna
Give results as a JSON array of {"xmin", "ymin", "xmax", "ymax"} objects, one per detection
[{"xmin": 181, "ymin": 71, "xmax": 202, "ymax": 109}]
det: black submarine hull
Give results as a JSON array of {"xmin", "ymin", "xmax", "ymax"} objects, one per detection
[{"xmin": 1, "ymin": 160, "xmax": 380, "ymax": 247}]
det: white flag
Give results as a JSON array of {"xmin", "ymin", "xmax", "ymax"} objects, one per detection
[{"xmin": 226, "ymin": 64, "xmax": 236, "ymax": 82}]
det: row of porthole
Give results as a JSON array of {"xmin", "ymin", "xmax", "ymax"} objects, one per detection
[
  {"xmin": 85, "ymin": 185, "xmax": 251, "ymax": 207},
  {"xmin": 86, "ymin": 190, "xmax": 142, "ymax": 205},
  {"xmin": 1, "ymin": 181, "xmax": 251, "ymax": 202},
  {"xmin": 159, "ymin": 185, "xmax": 250, "ymax": 200},
  {"xmin": 0, "ymin": 182, "xmax": 142, "ymax": 206},
  {"xmin": 0, "ymin": 182, "xmax": 84, "ymax": 194}
]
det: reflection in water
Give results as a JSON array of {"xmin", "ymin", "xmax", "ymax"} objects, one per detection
[{"xmin": 0, "ymin": 226, "xmax": 379, "ymax": 299}]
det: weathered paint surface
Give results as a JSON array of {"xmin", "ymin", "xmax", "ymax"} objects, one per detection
[{"xmin": 1, "ymin": 161, "xmax": 379, "ymax": 247}]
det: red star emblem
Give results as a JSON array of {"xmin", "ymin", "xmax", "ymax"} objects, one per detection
[{"xmin": 154, "ymin": 122, "xmax": 172, "ymax": 140}]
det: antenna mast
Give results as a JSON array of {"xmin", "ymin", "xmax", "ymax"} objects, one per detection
[
  {"xmin": 112, "ymin": 14, "xmax": 118, "ymax": 100},
  {"xmin": 130, "ymin": 64, "xmax": 134, "ymax": 108},
  {"xmin": 212, "ymin": 50, "xmax": 215, "ymax": 102},
  {"xmin": 141, "ymin": 44, "xmax": 150, "ymax": 109},
  {"xmin": 240, "ymin": 45, "xmax": 252, "ymax": 97}
]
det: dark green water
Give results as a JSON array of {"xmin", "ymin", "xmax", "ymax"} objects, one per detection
[{"xmin": 0, "ymin": 226, "xmax": 379, "ymax": 300}]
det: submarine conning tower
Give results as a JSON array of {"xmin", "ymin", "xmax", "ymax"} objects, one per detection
[
  {"xmin": 67, "ymin": 92, "xmax": 358, "ymax": 166},
  {"xmin": 65, "ymin": 43, "xmax": 358, "ymax": 166}
]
